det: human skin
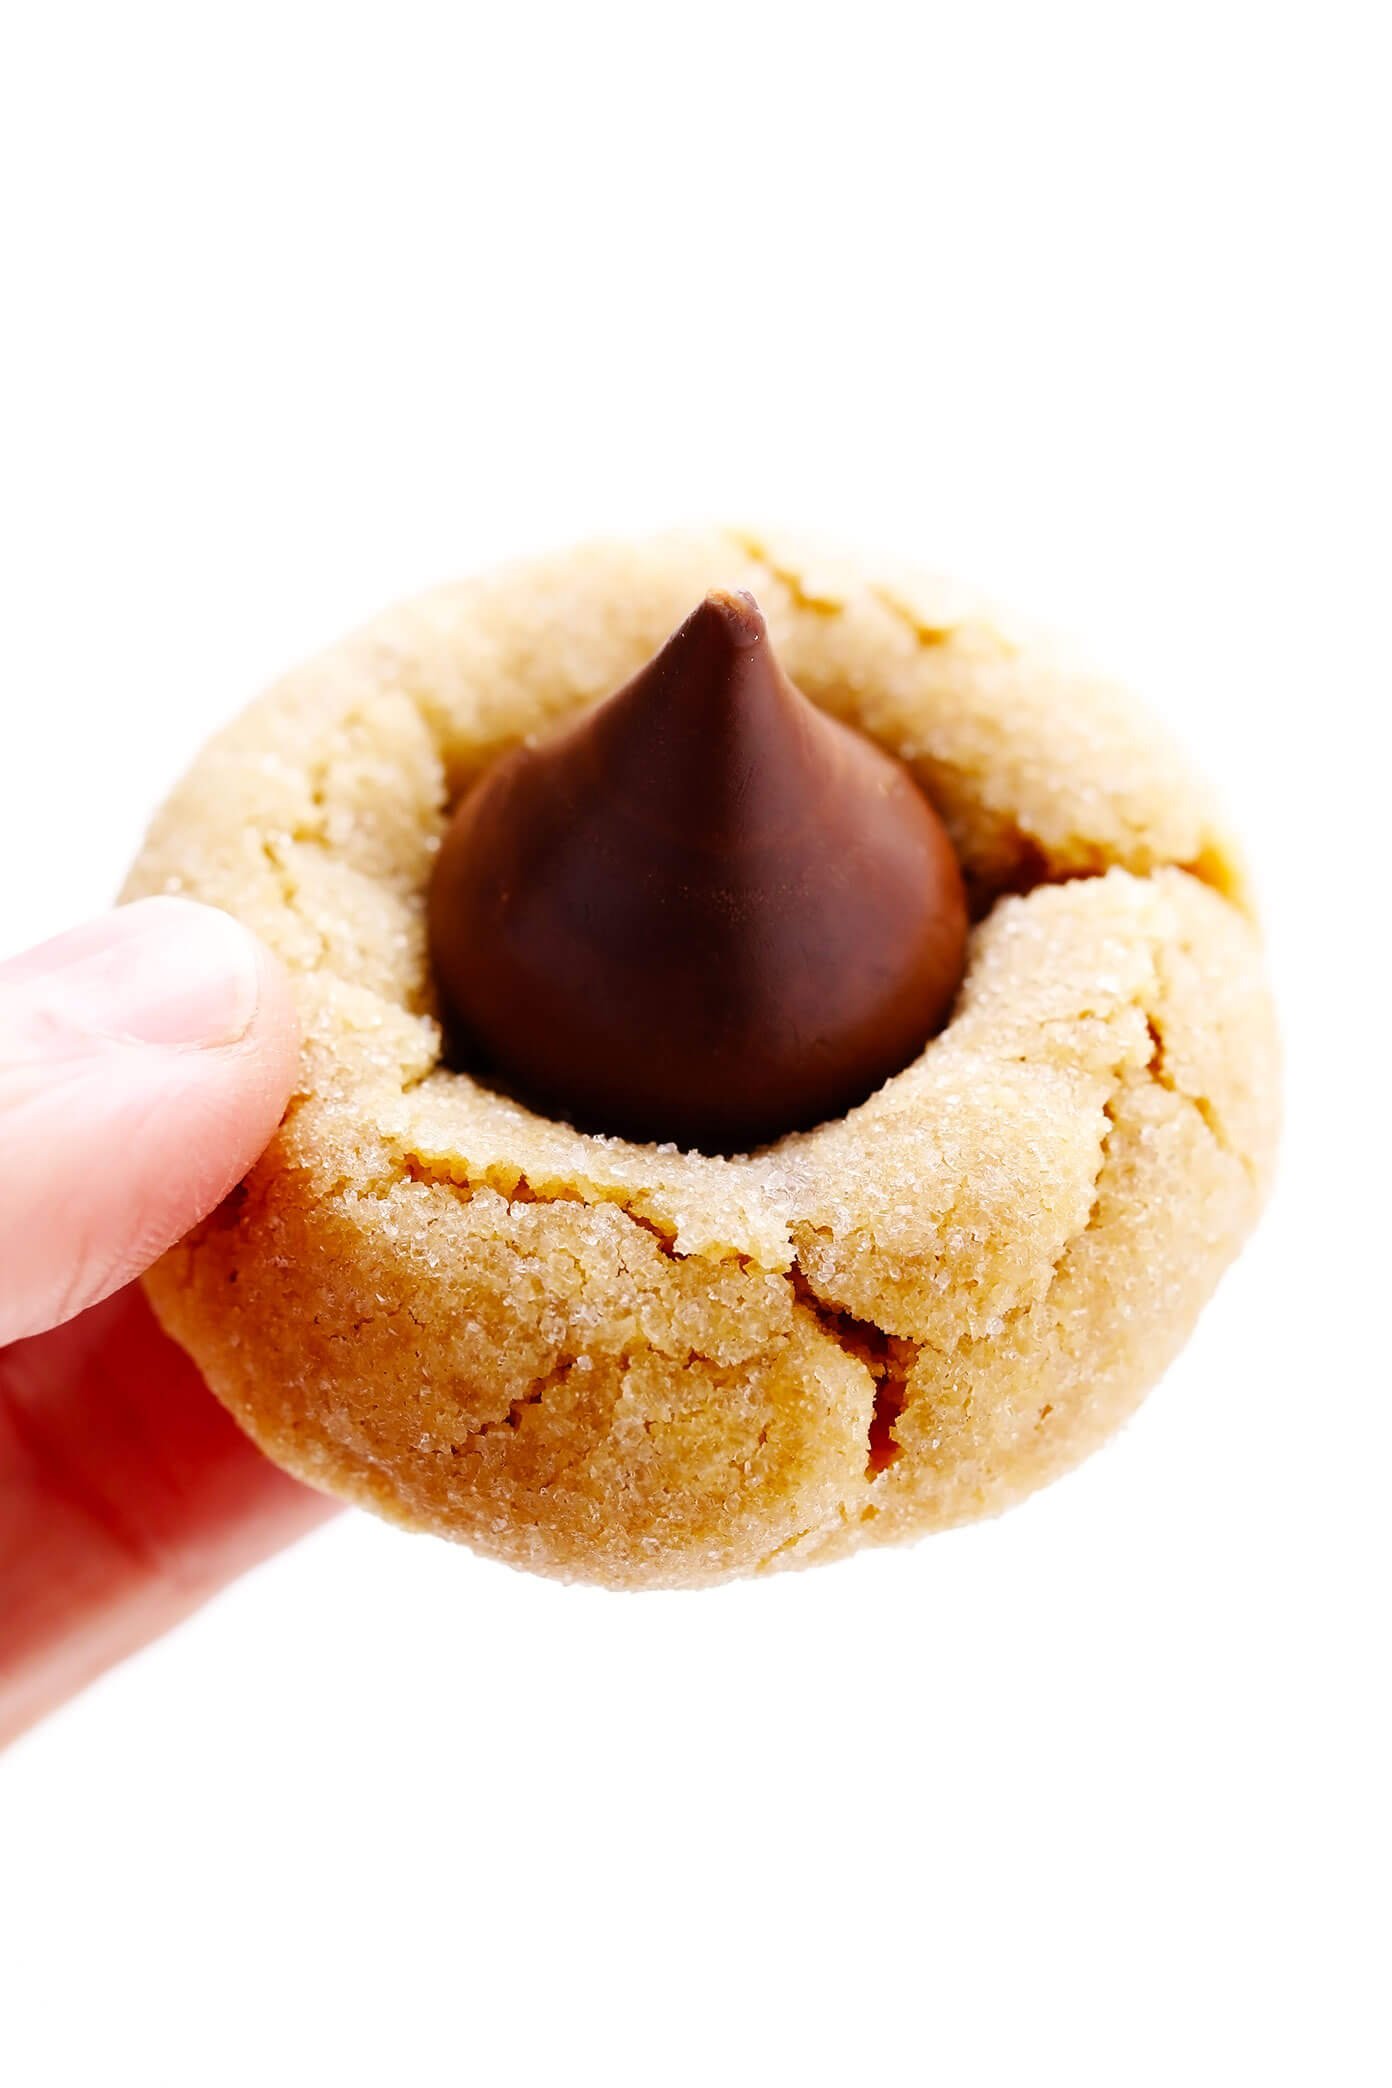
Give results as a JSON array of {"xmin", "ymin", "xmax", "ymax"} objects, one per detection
[{"xmin": 0, "ymin": 899, "xmax": 336, "ymax": 1747}]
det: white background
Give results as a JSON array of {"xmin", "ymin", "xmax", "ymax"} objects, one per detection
[{"xmin": 1, "ymin": 5, "xmax": 1387, "ymax": 2084}]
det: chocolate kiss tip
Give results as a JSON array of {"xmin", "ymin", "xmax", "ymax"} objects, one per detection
[
  {"xmin": 701, "ymin": 587, "xmax": 765, "ymax": 647},
  {"xmin": 427, "ymin": 592, "xmax": 969, "ymax": 1154}
]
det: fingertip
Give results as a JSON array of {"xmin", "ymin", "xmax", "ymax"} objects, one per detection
[
  {"xmin": 252, "ymin": 925, "xmax": 300, "ymax": 1074},
  {"xmin": 226, "ymin": 918, "xmax": 301, "ymax": 1135},
  {"xmin": 0, "ymin": 905, "xmax": 302, "ymax": 1343}
]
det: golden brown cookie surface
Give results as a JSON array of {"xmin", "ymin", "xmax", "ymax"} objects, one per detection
[{"xmin": 125, "ymin": 529, "xmax": 1280, "ymax": 1586}]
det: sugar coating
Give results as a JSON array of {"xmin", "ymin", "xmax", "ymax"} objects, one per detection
[{"xmin": 124, "ymin": 528, "xmax": 1280, "ymax": 1587}]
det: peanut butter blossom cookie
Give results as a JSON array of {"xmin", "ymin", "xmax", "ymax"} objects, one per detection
[{"xmin": 126, "ymin": 530, "xmax": 1280, "ymax": 1587}]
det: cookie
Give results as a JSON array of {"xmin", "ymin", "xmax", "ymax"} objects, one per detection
[{"xmin": 124, "ymin": 529, "xmax": 1280, "ymax": 1587}]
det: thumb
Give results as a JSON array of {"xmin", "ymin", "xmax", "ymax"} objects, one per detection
[{"xmin": 0, "ymin": 898, "xmax": 298, "ymax": 1346}]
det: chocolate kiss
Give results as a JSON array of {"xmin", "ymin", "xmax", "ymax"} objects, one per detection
[{"xmin": 427, "ymin": 589, "xmax": 968, "ymax": 1153}]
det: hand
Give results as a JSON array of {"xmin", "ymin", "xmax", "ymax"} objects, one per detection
[{"xmin": 0, "ymin": 899, "xmax": 337, "ymax": 1746}]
